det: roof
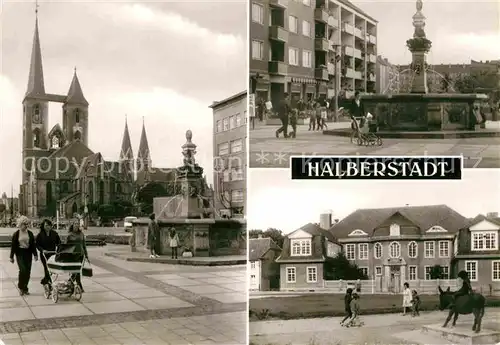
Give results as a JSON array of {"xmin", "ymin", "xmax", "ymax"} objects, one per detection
[
  {"xmin": 25, "ymin": 18, "xmax": 45, "ymax": 98},
  {"xmin": 249, "ymin": 237, "xmax": 278, "ymax": 261},
  {"xmin": 296, "ymin": 222, "xmax": 338, "ymax": 243},
  {"xmin": 209, "ymin": 91, "xmax": 247, "ymax": 109},
  {"xmin": 136, "ymin": 168, "xmax": 176, "ymax": 185},
  {"xmin": 464, "ymin": 214, "xmax": 500, "ymax": 229},
  {"xmin": 337, "ymin": 0, "xmax": 377, "ymax": 23},
  {"xmin": 48, "ymin": 123, "xmax": 65, "ymax": 139},
  {"xmin": 49, "ymin": 140, "xmax": 94, "ymax": 163},
  {"xmin": 137, "ymin": 121, "xmax": 151, "ymax": 163},
  {"xmin": 330, "ymin": 205, "xmax": 469, "ymax": 237},
  {"xmin": 65, "ymin": 71, "xmax": 88, "ymax": 106},
  {"xmin": 119, "ymin": 118, "xmax": 134, "ymax": 161}
]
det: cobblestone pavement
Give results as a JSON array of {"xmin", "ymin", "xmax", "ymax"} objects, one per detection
[
  {"xmin": 250, "ymin": 123, "xmax": 500, "ymax": 168},
  {"xmin": 250, "ymin": 309, "xmax": 500, "ymax": 345},
  {"xmin": 0, "ymin": 246, "xmax": 246, "ymax": 344}
]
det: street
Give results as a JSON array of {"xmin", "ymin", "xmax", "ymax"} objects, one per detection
[
  {"xmin": 250, "ymin": 122, "xmax": 500, "ymax": 168},
  {"xmin": 0, "ymin": 245, "xmax": 246, "ymax": 345}
]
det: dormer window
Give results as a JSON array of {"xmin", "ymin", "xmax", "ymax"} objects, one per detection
[
  {"xmin": 75, "ymin": 109, "xmax": 80, "ymax": 123},
  {"xmin": 390, "ymin": 223, "xmax": 400, "ymax": 236},
  {"xmin": 472, "ymin": 232, "xmax": 498, "ymax": 251},
  {"xmin": 51, "ymin": 136, "xmax": 59, "ymax": 149},
  {"xmin": 291, "ymin": 239, "xmax": 311, "ymax": 256}
]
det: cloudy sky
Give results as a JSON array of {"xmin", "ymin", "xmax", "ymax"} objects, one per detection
[
  {"xmin": 0, "ymin": 0, "xmax": 246, "ymax": 195},
  {"xmin": 248, "ymin": 169, "xmax": 500, "ymax": 233},
  {"xmin": 352, "ymin": 0, "xmax": 500, "ymax": 64}
]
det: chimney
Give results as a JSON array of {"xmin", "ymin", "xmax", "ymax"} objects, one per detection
[
  {"xmin": 487, "ymin": 212, "xmax": 499, "ymax": 218},
  {"xmin": 320, "ymin": 210, "xmax": 333, "ymax": 229}
]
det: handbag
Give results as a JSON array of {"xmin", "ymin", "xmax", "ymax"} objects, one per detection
[{"xmin": 81, "ymin": 258, "xmax": 93, "ymax": 277}]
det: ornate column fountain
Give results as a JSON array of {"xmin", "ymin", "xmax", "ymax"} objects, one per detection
[{"xmin": 406, "ymin": 0, "xmax": 432, "ymax": 94}]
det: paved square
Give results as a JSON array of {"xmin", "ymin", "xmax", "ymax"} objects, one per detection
[
  {"xmin": 250, "ymin": 123, "xmax": 500, "ymax": 168},
  {"xmin": 0, "ymin": 245, "xmax": 246, "ymax": 344}
]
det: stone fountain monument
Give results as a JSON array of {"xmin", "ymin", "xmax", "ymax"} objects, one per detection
[
  {"xmin": 131, "ymin": 130, "xmax": 246, "ymax": 257},
  {"xmin": 325, "ymin": 0, "xmax": 491, "ymax": 138}
]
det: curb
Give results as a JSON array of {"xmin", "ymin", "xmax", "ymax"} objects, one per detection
[{"xmin": 104, "ymin": 252, "xmax": 246, "ymax": 266}]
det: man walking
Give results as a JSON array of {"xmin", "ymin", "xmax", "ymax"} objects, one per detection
[{"xmin": 276, "ymin": 93, "xmax": 291, "ymax": 138}]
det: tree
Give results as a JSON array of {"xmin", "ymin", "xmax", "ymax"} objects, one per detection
[
  {"xmin": 430, "ymin": 265, "xmax": 445, "ymax": 279},
  {"xmin": 0, "ymin": 204, "xmax": 6, "ymax": 214},
  {"xmin": 248, "ymin": 228, "xmax": 285, "ymax": 248},
  {"xmin": 324, "ymin": 252, "xmax": 368, "ymax": 280}
]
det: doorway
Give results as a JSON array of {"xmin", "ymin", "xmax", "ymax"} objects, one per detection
[{"xmin": 390, "ymin": 266, "xmax": 401, "ymax": 293}]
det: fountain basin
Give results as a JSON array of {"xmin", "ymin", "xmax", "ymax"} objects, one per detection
[{"xmin": 337, "ymin": 93, "xmax": 491, "ymax": 135}]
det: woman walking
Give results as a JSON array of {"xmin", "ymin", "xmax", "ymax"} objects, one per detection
[
  {"xmin": 10, "ymin": 216, "xmax": 38, "ymax": 295},
  {"xmin": 169, "ymin": 228, "xmax": 180, "ymax": 259},
  {"xmin": 402, "ymin": 282, "xmax": 412, "ymax": 315},
  {"xmin": 35, "ymin": 219, "xmax": 61, "ymax": 289},
  {"xmin": 66, "ymin": 222, "xmax": 89, "ymax": 292},
  {"xmin": 148, "ymin": 213, "xmax": 160, "ymax": 258}
]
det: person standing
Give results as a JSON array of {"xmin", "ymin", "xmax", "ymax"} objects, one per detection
[
  {"xmin": 10, "ymin": 216, "xmax": 38, "ymax": 295},
  {"xmin": 276, "ymin": 93, "xmax": 291, "ymax": 138},
  {"xmin": 169, "ymin": 228, "xmax": 180, "ymax": 259},
  {"xmin": 289, "ymin": 108, "xmax": 298, "ymax": 138},
  {"xmin": 35, "ymin": 219, "xmax": 61, "ymax": 288},
  {"xmin": 350, "ymin": 91, "xmax": 365, "ymax": 119},
  {"xmin": 148, "ymin": 213, "xmax": 160, "ymax": 258},
  {"xmin": 340, "ymin": 288, "xmax": 353, "ymax": 326},
  {"xmin": 66, "ymin": 222, "xmax": 89, "ymax": 292},
  {"xmin": 402, "ymin": 282, "xmax": 412, "ymax": 315}
]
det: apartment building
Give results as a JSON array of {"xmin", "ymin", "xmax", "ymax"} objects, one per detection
[
  {"xmin": 250, "ymin": 0, "xmax": 377, "ymax": 108},
  {"xmin": 376, "ymin": 55, "xmax": 400, "ymax": 94},
  {"xmin": 210, "ymin": 91, "xmax": 247, "ymax": 219}
]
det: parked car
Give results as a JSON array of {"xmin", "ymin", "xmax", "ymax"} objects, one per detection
[{"xmin": 123, "ymin": 216, "xmax": 137, "ymax": 232}]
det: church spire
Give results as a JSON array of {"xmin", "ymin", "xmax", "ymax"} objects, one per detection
[
  {"xmin": 25, "ymin": 1, "xmax": 45, "ymax": 97},
  {"xmin": 119, "ymin": 116, "xmax": 134, "ymax": 161},
  {"xmin": 66, "ymin": 68, "xmax": 88, "ymax": 105},
  {"xmin": 137, "ymin": 117, "xmax": 152, "ymax": 171}
]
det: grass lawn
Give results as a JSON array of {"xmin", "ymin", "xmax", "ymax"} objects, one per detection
[{"xmin": 249, "ymin": 294, "xmax": 500, "ymax": 321}]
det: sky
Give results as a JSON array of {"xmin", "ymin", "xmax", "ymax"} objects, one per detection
[
  {"xmin": 248, "ymin": 169, "xmax": 500, "ymax": 233},
  {"xmin": 351, "ymin": 0, "xmax": 500, "ymax": 65},
  {"xmin": 0, "ymin": 0, "xmax": 246, "ymax": 196}
]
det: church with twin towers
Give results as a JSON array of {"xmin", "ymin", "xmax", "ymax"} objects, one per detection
[{"xmin": 19, "ymin": 11, "xmax": 175, "ymax": 218}]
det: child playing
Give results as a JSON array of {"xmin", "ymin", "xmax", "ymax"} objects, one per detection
[
  {"xmin": 411, "ymin": 290, "xmax": 421, "ymax": 317},
  {"xmin": 345, "ymin": 293, "xmax": 363, "ymax": 327},
  {"xmin": 340, "ymin": 288, "xmax": 353, "ymax": 326}
]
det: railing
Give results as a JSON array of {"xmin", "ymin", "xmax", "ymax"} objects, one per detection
[
  {"xmin": 354, "ymin": 27, "xmax": 363, "ymax": 38},
  {"xmin": 268, "ymin": 61, "xmax": 288, "ymax": 75},
  {"xmin": 315, "ymin": 38, "xmax": 329, "ymax": 51},
  {"xmin": 269, "ymin": 0, "xmax": 288, "ymax": 8},
  {"xmin": 345, "ymin": 68, "xmax": 355, "ymax": 78},
  {"xmin": 269, "ymin": 25, "xmax": 288, "ymax": 42},
  {"xmin": 369, "ymin": 53, "xmax": 377, "ymax": 63},
  {"xmin": 323, "ymin": 279, "xmax": 460, "ymax": 294},
  {"xmin": 353, "ymin": 48, "xmax": 362, "ymax": 59},
  {"xmin": 342, "ymin": 22, "xmax": 354, "ymax": 35},
  {"xmin": 315, "ymin": 67, "xmax": 329, "ymax": 81},
  {"xmin": 314, "ymin": 8, "xmax": 329, "ymax": 23},
  {"xmin": 328, "ymin": 17, "xmax": 339, "ymax": 28},
  {"xmin": 344, "ymin": 46, "xmax": 354, "ymax": 56},
  {"xmin": 354, "ymin": 70, "xmax": 362, "ymax": 79},
  {"xmin": 368, "ymin": 34, "xmax": 377, "ymax": 44}
]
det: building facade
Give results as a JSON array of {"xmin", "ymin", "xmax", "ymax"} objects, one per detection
[
  {"xmin": 276, "ymin": 222, "xmax": 341, "ymax": 291},
  {"xmin": 250, "ymin": 0, "xmax": 377, "ymax": 108},
  {"xmin": 376, "ymin": 55, "xmax": 399, "ymax": 94},
  {"xmin": 211, "ymin": 91, "xmax": 247, "ymax": 219},
  {"xmin": 249, "ymin": 237, "xmax": 282, "ymax": 291}
]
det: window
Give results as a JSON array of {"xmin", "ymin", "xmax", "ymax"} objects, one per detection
[
  {"xmin": 345, "ymin": 244, "xmax": 355, "ymax": 260},
  {"xmin": 307, "ymin": 267, "xmax": 317, "ymax": 283},
  {"xmin": 424, "ymin": 241, "xmax": 435, "ymax": 258},
  {"xmin": 472, "ymin": 232, "xmax": 498, "ymax": 250},
  {"xmin": 231, "ymin": 168, "xmax": 244, "ymax": 181},
  {"xmin": 465, "ymin": 261, "xmax": 477, "ymax": 281},
  {"xmin": 286, "ymin": 267, "xmax": 296, "ymax": 283},
  {"xmin": 302, "ymin": 50, "xmax": 312, "ymax": 68},
  {"xmin": 251, "ymin": 275, "xmax": 256, "ymax": 284},
  {"xmin": 375, "ymin": 266, "xmax": 382, "ymax": 276},
  {"xmin": 33, "ymin": 129, "xmax": 41, "ymax": 148},
  {"xmin": 288, "ymin": 15, "xmax": 298, "ymax": 33},
  {"xmin": 216, "ymin": 120, "xmax": 222, "ymax": 133},
  {"xmin": 441, "ymin": 266, "xmax": 449, "ymax": 279},
  {"xmin": 231, "ymin": 139, "xmax": 243, "ymax": 153},
  {"xmin": 223, "ymin": 117, "xmax": 229, "ymax": 131},
  {"xmin": 374, "ymin": 242, "xmax": 382, "ymax": 259},
  {"xmin": 250, "ymin": 262, "xmax": 256, "ymax": 269},
  {"xmin": 218, "ymin": 142, "xmax": 229, "ymax": 156},
  {"xmin": 231, "ymin": 190, "xmax": 244, "ymax": 203},
  {"xmin": 235, "ymin": 113, "xmax": 242, "ymax": 127},
  {"xmin": 359, "ymin": 267, "xmax": 368, "ymax": 277},
  {"xmin": 252, "ymin": 3, "xmax": 264, "ymax": 24},
  {"xmin": 252, "ymin": 40, "xmax": 264, "ymax": 60},
  {"xmin": 223, "ymin": 170, "xmax": 231, "ymax": 182},
  {"xmin": 358, "ymin": 243, "xmax": 368, "ymax": 260},
  {"xmin": 493, "ymin": 261, "xmax": 500, "ymax": 281},
  {"xmin": 75, "ymin": 109, "xmax": 80, "ymax": 123},
  {"xmin": 439, "ymin": 240, "xmax": 450, "ymax": 258},
  {"xmin": 302, "ymin": 20, "xmax": 311, "ymax": 37},
  {"xmin": 51, "ymin": 136, "xmax": 59, "ymax": 149},
  {"xmin": 291, "ymin": 239, "xmax": 311, "ymax": 256},
  {"xmin": 289, "ymin": 47, "xmax": 299, "ymax": 66},
  {"xmin": 229, "ymin": 116, "xmax": 235, "ymax": 129},
  {"xmin": 408, "ymin": 241, "xmax": 418, "ymax": 258},
  {"xmin": 389, "ymin": 242, "xmax": 400, "ymax": 258},
  {"xmin": 424, "ymin": 266, "xmax": 431, "ymax": 280},
  {"xmin": 409, "ymin": 266, "xmax": 417, "ymax": 280},
  {"xmin": 390, "ymin": 224, "xmax": 400, "ymax": 236}
]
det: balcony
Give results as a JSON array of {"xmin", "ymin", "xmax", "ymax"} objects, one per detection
[
  {"xmin": 330, "ymin": 36, "xmax": 341, "ymax": 47},
  {"xmin": 269, "ymin": 0, "xmax": 288, "ymax": 8},
  {"xmin": 268, "ymin": 61, "xmax": 288, "ymax": 75},
  {"xmin": 369, "ymin": 53, "xmax": 377, "ymax": 63},
  {"xmin": 353, "ymin": 48, "xmax": 362, "ymax": 59},
  {"xmin": 345, "ymin": 68, "xmax": 355, "ymax": 78},
  {"xmin": 368, "ymin": 34, "xmax": 377, "ymax": 44},
  {"xmin": 328, "ymin": 17, "xmax": 339, "ymax": 28},
  {"xmin": 315, "ymin": 38, "xmax": 329, "ymax": 51},
  {"xmin": 354, "ymin": 27, "xmax": 363, "ymax": 38},
  {"xmin": 342, "ymin": 22, "xmax": 354, "ymax": 35},
  {"xmin": 327, "ymin": 62, "xmax": 335, "ymax": 74},
  {"xmin": 269, "ymin": 26, "xmax": 288, "ymax": 42},
  {"xmin": 354, "ymin": 70, "xmax": 362, "ymax": 79},
  {"xmin": 344, "ymin": 46, "xmax": 354, "ymax": 56},
  {"xmin": 315, "ymin": 67, "xmax": 329, "ymax": 81},
  {"xmin": 314, "ymin": 8, "xmax": 329, "ymax": 23}
]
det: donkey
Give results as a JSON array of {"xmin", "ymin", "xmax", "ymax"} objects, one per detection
[{"xmin": 438, "ymin": 286, "xmax": 485, "ymax": 333}]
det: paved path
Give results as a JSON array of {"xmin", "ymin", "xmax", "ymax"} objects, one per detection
[
  {"xmin": 0, "ymin": 245, "xmax": 246, "ymax": 344},
  {"xmin": 250, "ymin": 309, "xmax": 500, "ymax": 345},
  {"xmin": 250, "ymin": 123, "xmax": 500, "ymax": 168}
]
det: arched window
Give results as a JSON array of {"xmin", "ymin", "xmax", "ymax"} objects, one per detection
[
  {"xmin": 389, "ymin": 242, "xmax": 401, "ymax": 258},
  {"xmin": 408, "ymin": 241, "xmax": 418, "ymax": 258},
  {"xmin": 33, "ymin": 129, "xmax": 41, "ymax": 148},
  {"xmin": 99, "ymin": 180, "xmax": 104, "ymax": 204},
  {"xmin": 33, "ymin": 104, "xmax": 41, "ymax": 123},
  {"xmin": 88, "ymin": 180, "xmax": 94, "ymax": 203},
  {"xmin": 75, "ymin": 109, "xmax": 80, "ymax": 123},
  {"xmin": 374, "ymin": 242, "xmax": 382, "ymax": 259},
  {"xmin": 51, "ymin": 136, "xmax": 59, "ymax": 149},
  {"xmin": 74, "ymin": 131, "xmax": 82, "ymax": 140}
]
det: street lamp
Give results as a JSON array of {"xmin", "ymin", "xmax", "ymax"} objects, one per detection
[
  {"xmin": 331, "ymin": 44, "xmax": 342, "ymax": 121},
  {"xmin": 82, "ymin": 163, "xmax": 95, "ymax": 230}
]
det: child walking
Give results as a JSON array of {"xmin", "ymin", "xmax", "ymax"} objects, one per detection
[
  {"xmin": 345, "ymin": 293, "xmax": 363, "ymax": 327},
  {"xmin": 411, "ymin": 290, "xmax": 421, "ymax": 317},
  {"xmin": 340, "ymin": 288, "xmax": 353, "ymax": 326}
]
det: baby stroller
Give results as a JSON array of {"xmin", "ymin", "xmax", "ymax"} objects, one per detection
[{"xmin": 43, "ymin": 243, "xmax": 88, "ymax": 303}]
